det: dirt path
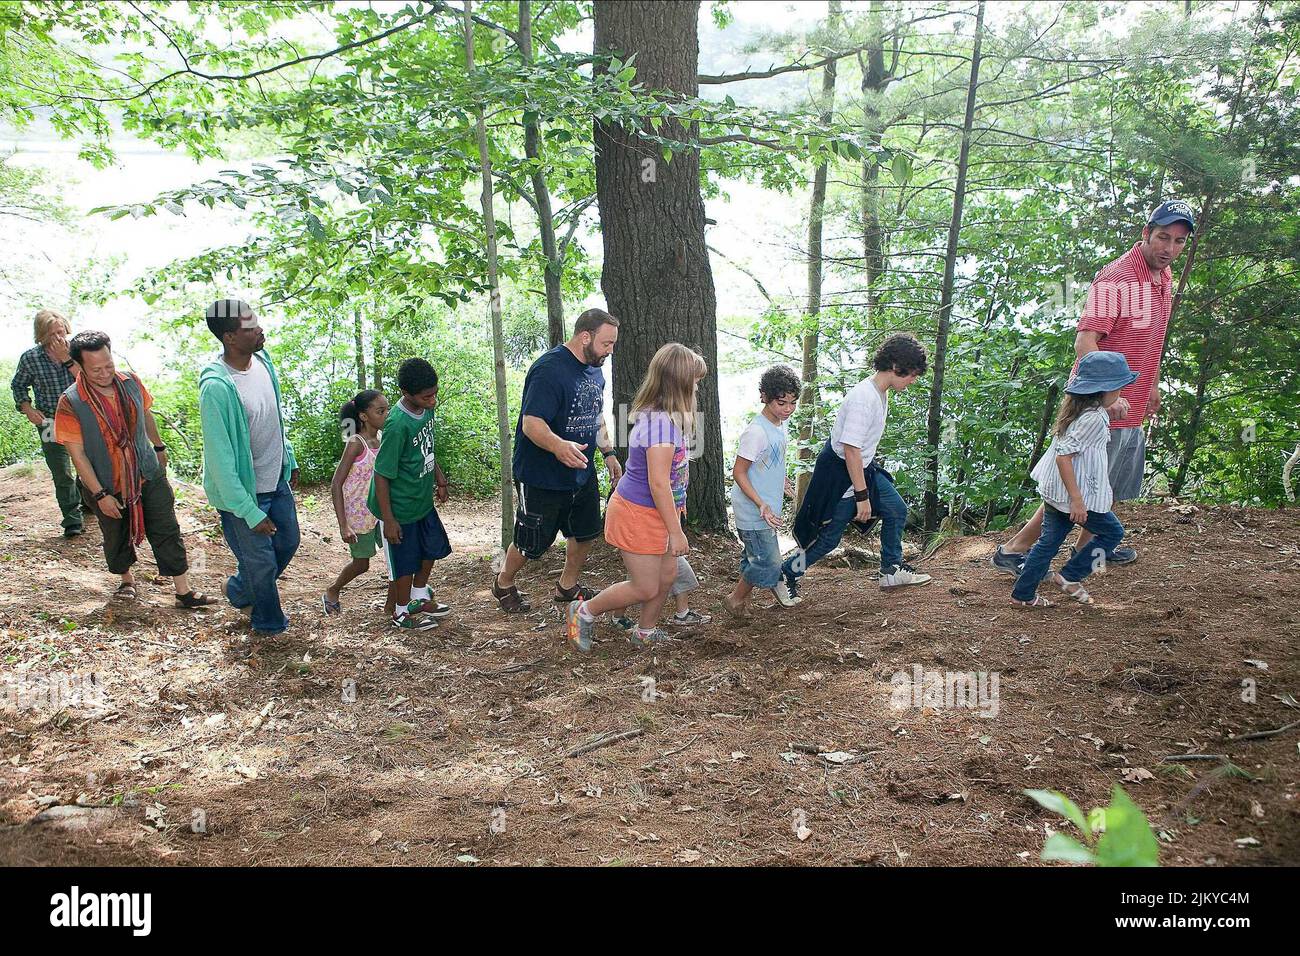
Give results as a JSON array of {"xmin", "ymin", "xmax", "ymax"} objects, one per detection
[{"xmin": 1, "ymin": 463, "xmax": 1297, "ymax": 866}]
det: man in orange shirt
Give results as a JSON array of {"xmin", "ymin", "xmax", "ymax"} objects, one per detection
[{"xmin": 54, "ymin": 331, "xmax": 215, "ymax": 608}]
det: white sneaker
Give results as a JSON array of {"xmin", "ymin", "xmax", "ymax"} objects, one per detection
[
  {"xmin": 880, "ymin": 563, "xmax": 932, "ymax": 589},
  {"xmin": 773, "ymin": 580, "xmax": 802, "ymax": 607}
]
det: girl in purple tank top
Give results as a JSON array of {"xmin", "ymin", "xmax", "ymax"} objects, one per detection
[{"xmin": 564, "ymin": 343, "xmax": 707, "ymax": 652}]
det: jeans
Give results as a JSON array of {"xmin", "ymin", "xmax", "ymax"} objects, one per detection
[
  {"xmin": 738, "ymin": 527, "xmax": 782, "ymax": 589},
  {"xmin": 42, "ymin": 436, "xmax": 83, "ymax": 530},
  {"xmin": 1012, "ymin": 504, "xmax": 1124, "ymax": 602},
  {"xmin": 782, "ymin": 468, "xmax": 908, "ymax": 581},
  {"xmin": 218, "ymin": 480, "xmax": 300, "ymax": 633}
]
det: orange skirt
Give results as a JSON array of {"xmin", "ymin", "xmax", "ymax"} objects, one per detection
[{"xmin": 604, "ymin": 492, "xmax": 682, "ymax": 555}]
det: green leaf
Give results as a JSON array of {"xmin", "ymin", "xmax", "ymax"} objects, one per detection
[
  {"xmin": 1023, "ymin": 789, "xmax": 1089, "ymax": 835},
  {"xmin": 1041, "ymin": 833, "xmax": 1096, "ymax": 864},
  {"xmin": 1094, "ymin": 786, "xmax": 1160, "ymax": 867},
  {"xmin": 891, "ymin": 152, "xmax": 913, "ymax": 185},
  {"xmin": 1087, "ymin": 807, "xmax": 1107, "ymax": 834}
]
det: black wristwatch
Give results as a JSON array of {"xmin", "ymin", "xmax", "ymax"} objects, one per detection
[
  {"xmin": 61, "ymin": 359, "xmax": 75, "ymax": 370},
  {"xmin": 602, "ymin": 449, "xmax": 617, "ymax": 459},
  {"xmin": 853, "ymin": 488, "xmax": 871, "ymax": 502},
  {"xmin": 93, "ymin": 489, "xmax": 112, "ymax": 501}
]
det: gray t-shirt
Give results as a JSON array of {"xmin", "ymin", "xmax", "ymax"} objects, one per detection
[{"xmin": 224, "ymin": 357, "xmax": 284, "ymax": 494}]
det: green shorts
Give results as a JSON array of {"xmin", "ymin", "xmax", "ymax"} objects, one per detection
[{"xmin": 349, "ymin": 526, "xmax": 379, "ymax": 560}]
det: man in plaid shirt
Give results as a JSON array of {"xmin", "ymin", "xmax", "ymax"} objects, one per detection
[{"xmin": 10, "ymin": 308, "xmax": 84, "ymax": 537}]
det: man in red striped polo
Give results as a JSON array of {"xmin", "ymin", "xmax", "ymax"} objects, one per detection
[{"xmin": 993, "ymin": 200, "xmax": 1196, "ymax": 574}]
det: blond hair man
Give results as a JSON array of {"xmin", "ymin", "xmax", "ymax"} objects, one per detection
[{"xmin": 10, "ymin": 309, "xmax": 84, "ymax": 536}]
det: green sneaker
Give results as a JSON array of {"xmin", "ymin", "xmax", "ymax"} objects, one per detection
[{"xmin": 390, "ymin": 611, "xmax": 438, "ymax": 630}]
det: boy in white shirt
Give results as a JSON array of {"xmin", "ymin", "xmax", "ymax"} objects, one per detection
[
  {"xmin": 724, "ymin": 365, "xmax": 801, "ymax": 618},
  {"xmin": 782, "ymin": 333, "xmax": 931, "ymax": 599}
]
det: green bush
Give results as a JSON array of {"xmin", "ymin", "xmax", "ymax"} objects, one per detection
[{"xmin": 0, "ymin": 358, "xmax": 45, "ymax": 467}]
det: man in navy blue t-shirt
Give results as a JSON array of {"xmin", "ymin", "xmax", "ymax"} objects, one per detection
[{"xmin": 492, "ymin": 309, "xmax": 622, "ymax": 613}]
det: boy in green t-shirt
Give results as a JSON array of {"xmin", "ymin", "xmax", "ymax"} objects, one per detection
[{"xmin": 368, "ymin": 358, "xmax": 452, "ymax": 629}]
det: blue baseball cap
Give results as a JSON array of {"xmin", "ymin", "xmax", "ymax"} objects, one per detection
[
  {"xmin": 1067, "ymin": 350, "xmax": 1139, "ymax": 395},
  {"xmin": 1148, "ymin": 199, "xmax": 1196, "ymax": 232}
]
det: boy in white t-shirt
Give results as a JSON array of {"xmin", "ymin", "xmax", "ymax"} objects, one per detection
[
  {"xmin": 724, "ymin": 365, "xmax": 801, "ymax": 618},
  {"xmin": 782, "ymin": 333, "xmax": 931, "ymax": 599}
]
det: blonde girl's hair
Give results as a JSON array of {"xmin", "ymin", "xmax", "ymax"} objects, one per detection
[
  {"xmin": 631, "ymin": 342, "xmax": 707, "ymax": 436},
  {"xmin": 1053, "ymin": 390, "xmax": 1107, "ymax": 437},
  {"xmin": 33, "ymin": 309, "xmax": 70, "ymax": 345}
]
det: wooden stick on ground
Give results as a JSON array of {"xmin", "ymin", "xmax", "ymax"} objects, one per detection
[
  {"xmin": 565, "ymin": 727, "xmax": 644, "ymax": 759},
  {"xmin": 1225, "ymin": 717, "xmax": 1300, "ymax": 743}
]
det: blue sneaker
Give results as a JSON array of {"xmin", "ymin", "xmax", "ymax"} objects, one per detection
[
  {"xmin": 990, "ymin": 545, "xmax": 1025, "ymax": 576},
  {"xmin": 627, "ymin": 627, "xmax": 672, "ymax": 648},
  {"xmin": 565, "ymin": 599, "xmax": 595, "ymax": 653}
]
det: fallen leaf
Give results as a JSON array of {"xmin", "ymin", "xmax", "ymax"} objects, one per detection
[
  {"xmin": 1122, "ymin": 767, "xmax": 1154, "ymax": 783},
  {"xmin": 674, "ymin": 848, "xmax": 702, "ymax": 863},
  {"xmin": 366, "ymin": 829, "xmax": 383, "ymax": 846},
  {"xmin": 1233, "ymin": 837, "xmax": 1260, "ymax": 848},
  {"xmin": 1244, "ymin": 659, "xmax": 1269, "ymax": 670}
]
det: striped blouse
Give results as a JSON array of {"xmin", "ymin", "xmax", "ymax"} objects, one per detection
[{"xmin": 1030, "ymin": 407, "xmax": 1113, "ymax": 514}]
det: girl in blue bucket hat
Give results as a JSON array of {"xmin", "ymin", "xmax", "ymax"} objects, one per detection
[{"xmin": 1011, "ymin": 351, "xmax": 1139, "ymax": 607}]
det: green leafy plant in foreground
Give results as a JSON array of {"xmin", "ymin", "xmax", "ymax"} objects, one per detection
[{"xmin": 1024, "ymin": 785, "xmax": 1159, "ymax": 867}]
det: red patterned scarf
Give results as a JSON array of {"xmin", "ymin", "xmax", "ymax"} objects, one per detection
[{"xmin": 79, "ymin": 373, "xmax": 145, "ymax": 546}]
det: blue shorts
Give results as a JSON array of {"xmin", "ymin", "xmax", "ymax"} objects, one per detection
[
  {"xmin": 738, "ymin": 527, "xmax": 782, "ymax": 589},
  {"xmin": 378, "ymin": 509, "xmax": 451, "ymax": 580}
]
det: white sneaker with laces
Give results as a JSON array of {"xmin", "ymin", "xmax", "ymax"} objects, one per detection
[
  {"xmin": 773, "ymin": 580, "xmax": 803, "ymax": 607},
  {"xmin": 880, "ymin": 564, "xmax": 932, "ymax": 589}
]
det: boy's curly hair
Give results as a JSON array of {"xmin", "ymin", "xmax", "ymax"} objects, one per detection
[
  {"xmin": 397, "ymin": 357, "xmax": 439, "ymax": 395},
  {"xmin": 873, "ymin": 332, "xmax": 928, "ymax": 376},
  {"xmin": 758, "ymin": 364, "xmax": 801, "ymax": 403}
]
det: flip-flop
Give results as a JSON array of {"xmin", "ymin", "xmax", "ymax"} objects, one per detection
[{"xmin": 322, "ymin": 592, "xmax": 342, "ymax": 616}]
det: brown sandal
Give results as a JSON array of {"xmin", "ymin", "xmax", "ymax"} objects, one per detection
[
  {"xmin": 113, "ymin": 582, "xmax": 138, "ymax": 601},
  {"xmin": 554, "ymin": 581, "xmax": 598, "ymax": 603},
  {"xmin": 176, "ymin": 590, "xmax": 218, "ymax": 610},
  {"xmin": 492, "ymin": 574, "xmax": 531, "ymax": 614}
]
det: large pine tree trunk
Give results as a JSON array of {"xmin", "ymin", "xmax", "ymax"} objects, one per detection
[
  {"xmin": 593, "ymin": 0, "xmax": 727, "ymax": 530},
  {"xmin": 923, "ymin": 0, "xmax": 984, "ymax": 535}
]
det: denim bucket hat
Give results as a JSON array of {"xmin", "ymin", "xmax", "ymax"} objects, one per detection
[{"xmin": 1066, "ymin": 350, "xmax": 1139, "ymax": 395}]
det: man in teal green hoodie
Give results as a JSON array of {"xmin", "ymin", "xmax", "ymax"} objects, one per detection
[{"xmin": 199, "ymin": 299, "xmax": 299, "ymax": 635}]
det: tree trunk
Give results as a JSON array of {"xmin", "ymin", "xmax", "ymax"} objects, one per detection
[
  {"xmin": 371, "ymin": 315, "xmax": 383, "ymax": 393},
  {"xmin": 465, "ymin": 0, "xmax": 515, "ymax": 549},
  {"xmin": 1170, "ymin": 335, "xmax": 1215, "ymax": 496},
  {"xmin": 1005, "ymin": 380, "xmax": 1058, "ymax": 530},
  {"xmin": 923, "ymin": 0, "xmax": 984, "ymax": 536},
  {"xmin": 353, "ymin": 307, "xmax": 366, "ymax": 389},
  {"xmin": 859, "ymin": 0, "xmax": 888, "ymax": 323},
  {"xmin": 593, "ymin": 0, "xmax": 727, "ymax": 530},
  {"xmin": 795, "ymin": 0, "xmax": 841, "ymax": 513},
  {"xmin": 519, "ymin": 0, "xmax": 566, "ymax": 348}
]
